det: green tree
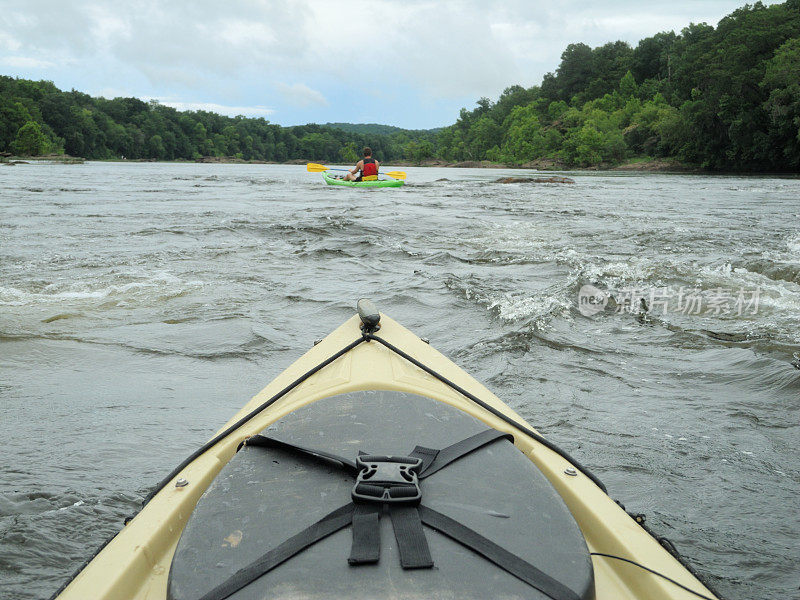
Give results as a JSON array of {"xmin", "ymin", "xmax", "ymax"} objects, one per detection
[
  {"xmin": 339, "ymin": 141, "xmax": 359, "ymax": 163},
  {"xmin": 545, "ymin": 43, "xmax": 595, "ymax": 102},
  {"xmin": 583, "ymin": 41, "xmax": 634, "ymax": 101},
  {"xmin": 147, "ymin": 134, "xmax": 166, "ymax": 159},
  {"xmin": 469, "ymin": 116, "xmax": 503, "ymax": 158},
  {"xmin": 619, "ymin": 71, "xmax": 638, "ymax": 98},
  {"xmin": 547, "ymin": 100, "xmax": 569, "ymax": 122},
  {"xmin": 630, "ymin": 31, "xmax": 678, "ymax": 83},
  {"xmin": 0, "ymin": 99, "xmax": 32, "ymax": 150},
  {"xmin": 761, "ymin": 37, "xmax": 800, "ymax": 167},
  {"xmin": 11, "ymin": 121, "xmax": 48, "ymax": 155},
  {"xmin": 408, "ymin": 140, "xmax": 434, "ymax": 163},
  {"xmin": 501, "ymin": 105, "xmax": 546, "ymax": 163}
]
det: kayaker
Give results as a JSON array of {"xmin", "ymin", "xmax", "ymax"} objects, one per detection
[{"xmin": 344, "ymin": 147, "xmax": 380, "ymax": 182}]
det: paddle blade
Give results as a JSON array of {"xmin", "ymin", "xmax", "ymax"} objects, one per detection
[
  {"xmin": 306, "ymin": 163, "xmax": 328, "ymax": 172},
  {"xmin": 384, "ymin": 171, "xmax": 407, "ymax": 180}
]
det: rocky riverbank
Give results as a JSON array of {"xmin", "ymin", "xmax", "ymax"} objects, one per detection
[
  {"xmin": 395, "ymin": 156, "xmax": 697, "ymax": 172},
  {"xmin": 1, "ymin": 153, "xmax": 84, "ymax": 164},
  {"xmin": 4, "ymin": 152, "xmax": 698, "ymax": 173}
]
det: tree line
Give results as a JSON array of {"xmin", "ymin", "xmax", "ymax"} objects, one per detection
[
  {"xmin": 1, "ymin": 0, "xmax": 798, "ymax": 171},
  {"xmin": 438, "ymin": 0, "xmax": 800, "ymax": 171},
  {"xmin": 0, "ymin": 79, "xmax": 437, "ymax": 163}
]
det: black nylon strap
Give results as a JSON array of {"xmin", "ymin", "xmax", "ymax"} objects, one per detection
[
  {"xmin": 390, "ymin": 506, "xmax": 434, "ymax": 569},
  {"xmin": 418, "ymin": 506, "xmax": 580, "ymax": 600},
  {"xmin": 207, "ymin": 427, "xmax": 546, "ymax": 595},
  {"xmin": 409, "ymin": 445, "xmax": 439, "ymax": 471},
  {"xmin": 245, "ymin": 435, "xmax": 358, "ymax": 475},
  {"xmin": 199, "ymin": 503, "xmax": 354, "ymax": 600},
  {"xmin": 419, "ymin": 429, "xmax": 512, "ymax": 479},
  {"xmin": 348, "ymin": 504, "xmax": 381, "ymax": 565},
  {"xmin": 244, "ymin": 429, "xmax": 509, "ymax": 482}
]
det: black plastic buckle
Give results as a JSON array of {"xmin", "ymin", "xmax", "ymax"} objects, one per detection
[{"xmin": 352, "ymin": 455, "xmax": 422, "ymax": 505}]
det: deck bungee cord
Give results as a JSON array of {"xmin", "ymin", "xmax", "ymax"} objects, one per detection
[
  {"xmin": 589, "ymin": 553, "xmax": 715, "ymax": 600},
  {"xmin": 143, "ymin": 336, "xmax": 368, "ymax": 505}
]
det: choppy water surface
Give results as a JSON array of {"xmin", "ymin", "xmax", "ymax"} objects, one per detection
[{"xmin": 1, "ymin": 162, "xmax": 798, "ymax": 599}]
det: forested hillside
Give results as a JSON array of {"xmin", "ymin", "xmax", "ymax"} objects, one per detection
[
  {"xmin": 439, "ymin": 0, "xmax": 800, "ymax": 170},
  {"xmin": 1, "ymin": 0, "xmax": 798, "ymax": 170},
  {"xmin": 324, "ymin": 123, "xmax": 436, "ymax": 135},
  {"xmin": 0, "ymin": 78, "xmax": 438, "ymax": 163}
]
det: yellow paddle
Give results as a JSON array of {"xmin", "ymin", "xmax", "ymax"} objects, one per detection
[{"xmin": 306, "ymin": 163, "xmax": 407, "ymax": 180}]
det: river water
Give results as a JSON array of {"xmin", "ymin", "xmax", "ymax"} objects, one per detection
[{"xmin": 1, "ymin": 162, "xmax": 798, "ymax": 599}]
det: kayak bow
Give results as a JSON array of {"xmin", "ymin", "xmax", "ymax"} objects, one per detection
[{"xmin": 53, "ymin": 301, "xmax": 718, "ymax": 600}]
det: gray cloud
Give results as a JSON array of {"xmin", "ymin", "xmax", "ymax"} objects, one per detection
[
  {"xmin": 274, "ymin": 82, "xmax": 328, "ymax": 107},
  {"xmin": 159, "ymin": 100, "xmax": 274, "ymax": 117},
  {"xmin": 0, "ymin": 0, "xmax": 773, "ymax": 124}
]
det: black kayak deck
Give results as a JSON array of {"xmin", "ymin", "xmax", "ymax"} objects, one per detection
[{"xmin": 168, "ymin": 390, "xmax": 594, "ymax": 600}]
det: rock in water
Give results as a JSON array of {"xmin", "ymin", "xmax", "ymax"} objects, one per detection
[{"xmin": 495, "ymin": 176, "xmax": 575, "ymax": 184}]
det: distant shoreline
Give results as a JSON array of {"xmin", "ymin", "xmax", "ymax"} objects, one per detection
[
  {"xmin": 389, "ymin": 157, "xmax": 702, "ymax": 173},
  {"xmin": 4, "ymin": 154, "xmax": 797, "ymax": 175},
  {"xmin": 115, "ymin": 155, "xmax": 700, "ymax": 172},
  {"xmin": 0, "ymin": 154, "xmax": 693, "ymax": 172}
]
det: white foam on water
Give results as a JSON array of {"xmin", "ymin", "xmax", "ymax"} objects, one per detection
[
  {"xmin": 55, "ymin": 500, "xmax": 84, "ymax": 513},
  {"xmin": 575, "ymin": 254, "xmax": 800, "ymax": 314},
  {"xmin": 487, "ymin": 292, "xmax": 572, "ymax": 327},
  {"xmin": 0, "ymin": 271, "xmax": 204, "ymax": 308},
  {"xmin": 577, "ymin": 257, "xmax": 657, "ymax": 286},
  {"xmin": 456, "ymin": 217, "xmax": 800, "ymax": 339},
  {"xmin": 786, "ymin": 233, "xmax": 800, "ymax": 254},
  {"xmin": 696, "ymin": 263, "xmax": 800, "ymax": 314}
]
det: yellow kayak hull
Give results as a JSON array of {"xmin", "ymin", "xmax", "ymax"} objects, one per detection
[{"xmin": 54, "ymin": 312, "xmax": 717, "ymax": 600}]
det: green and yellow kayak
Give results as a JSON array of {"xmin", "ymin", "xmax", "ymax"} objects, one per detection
[
  {"xmin": 52, "ymin": 301, "xmax": 718, "ymax": 600},
  {"xmin": 323, "ymin": 172, "xmax": 404, "ymax": 188}
]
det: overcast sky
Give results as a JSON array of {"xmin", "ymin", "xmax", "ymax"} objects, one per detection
[{"xmin": 0, "ymin": 1, "xmax": 774, "ymax": 128}]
